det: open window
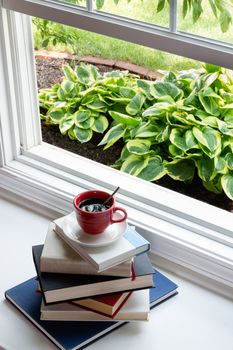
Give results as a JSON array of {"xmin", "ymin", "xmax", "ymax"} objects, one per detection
[{"xmin": 0, "ymin": 0, "xmax": 232, "ymax": 286}]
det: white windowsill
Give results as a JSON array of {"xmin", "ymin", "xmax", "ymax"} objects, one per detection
[
  {"xmin": 0, "ymin": 195, "xmax": 232, "ymax": 350},
  {"xmin": 0, "ymin": 157, "xmax": 233, "ymax": 296},
  {"xmin": 23, "ymin": 143, "xmax": 233, "ymax": 241}
]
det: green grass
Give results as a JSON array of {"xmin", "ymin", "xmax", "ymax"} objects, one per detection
[
  {"xmin": 95, "ymin": 0, "xmax": 169, "ymax": 27},
  {"xmin": 33, "ymin": 0, "xmax": 233, "ymax": 72},
  {"xmin": 33, "ymin": 25, "xmax": 201, "ymax": 72}
]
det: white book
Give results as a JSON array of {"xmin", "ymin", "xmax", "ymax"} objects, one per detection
[
  {"xmin": 40, "ymin": 289, "xmax": 150, "ymax": 321},
  {"xmin": 41, "ymin": 223, "xmax": 132, "ymax": 277},
  {"xmin": 54, "ymin": 213, "xmax": 150, "ymax": 272}
]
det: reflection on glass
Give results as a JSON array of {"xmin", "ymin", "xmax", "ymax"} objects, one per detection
[
  {"xmin": 94, "ymin": 0, "xmax": 169, "ymax": 28},
  {"xmin": 177, "ymin": 0, "xmax": 233, "ymax": 44}
]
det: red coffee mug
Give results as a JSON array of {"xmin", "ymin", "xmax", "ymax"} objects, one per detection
[{"xmin": 73, "ymin": 190, "xmax": 127, "ymax": 234}]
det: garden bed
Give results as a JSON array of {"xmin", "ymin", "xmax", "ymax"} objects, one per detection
[{"xmin": 36, "ymin": 52, "xmax": 233, "ymax": 213}]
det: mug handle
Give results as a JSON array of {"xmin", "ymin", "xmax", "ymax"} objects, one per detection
[{"xmin": 111, "ymin": 207, "xmax": 127, "ymax": 223}]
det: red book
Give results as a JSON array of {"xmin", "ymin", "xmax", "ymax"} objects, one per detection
[{"xmin": 72, "ymin": 291, "xmax": 132, "ymax": 317}]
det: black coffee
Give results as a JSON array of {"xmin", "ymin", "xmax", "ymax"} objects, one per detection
[{"xmin": 79, "ymin": 198, "xmax": 111, "ymax": 212}]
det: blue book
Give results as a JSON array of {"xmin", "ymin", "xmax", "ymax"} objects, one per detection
[
  {"xmin": 54, "ymin": 213, "xmax": 150, "ymax": 272},
  {"xmin": 5, "ymin": 271, "xmax": 178, "ymax": 350},
  {"xmin": 33, "ymin": 245, "xmax": 155, "ymax": 304}
]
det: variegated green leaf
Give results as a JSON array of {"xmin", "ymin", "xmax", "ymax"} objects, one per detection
[
  {"xmin": 222, "ymin": 136, "xmax": 233, "ymax": 153},
  {"xmin": 155, "ymin": 124, "xmax": 170, "ymax": 143},
  {"xmin": 61, "ymin": 80, "xmax": 74, "ymax": 95},
  {"xmin": 63, "ymin": 65, "xmax": 77, "ymax": 82},
  {"xmin": 214, "ymin": 156, "xmax": 227, "ymax": 174},
  {"xmin": 121, "ymin": 154, "xmax": 149, "ymax": 176},
  {"xmin": 198, "ymin": 89, "xmax": 220, "ymax": 116},
  {"xmin": 152, "ymin": 81, "xmax": 181, "ymax": 100},
  {"xmin": 170, "ymin": 112, "xmax": 194, "ymax": 126},
  {"xmin": 53, "ymin": 101, "xmax": 67, "ymax": 109},
  {"xmin": 106, "ymin": 97, "xmax": 130, "ymax": 105},
  {"xmin": 142, "ymin": 102, "xmax": 172, "ymax": 117},
  {"xmin": 74, "ymin": 110, "xmax": 91, "ymax": 124},
  {"xmin": 193, "ymin": 127, "xmax": 221, "ymax": 156},
  {"xmin": 137, "ymin": 156, "xmax": 166, "ymax": 181},
  {"xmin": 59, "ymin": 114, "xmax": 74, "ymax": 134},
  {"xmin": 137, "ymin": 80, "xmax": 153, "ymax": 98},
  {"xmin": 158, "ymin": 95, "xmax": 176, "ymax": 104},
  {"xmin": 120, "ymin": 144, "xmax": 131, "ymax": 162},
  {"xmin": 73, "ymin": 126, "xmax": 93, "ymax": 143},
  {"xmin": 126, "ymin": 92, "xmax": 146, "ymax": 115},
  {"xmin": 170, "ymin": 129, "xmax": 198, "ymax": 153},
  {"xmin": 91, "ymin": 115, "xmax": 109, "ymax": 133},
  {"xmin": 202, "ymin": 72, "xmax": 219, "ymax": 87},
  {"xmin": 119, "ymin": 87, "xmax": 136, "ymax": 99},
  {"xmin": 185, "ymin": 130, "xmax": 198, "ymax": 149},
  {"xmin": 126, "ymin": 139, "xmax": 151, "ymax": 155},
  {"xmin": 76, "ymin": 65, "xmax": 91, "ymax": 85},
  {"xmin": 168, "ymin": 144, "xmax": 184, "ymax": 157},
  {"xmin": 170, "ymin": 128, "xmax": 188, "ymax": 152},
  {"xmin": 98, "ymin": 124, "xmax": 126, "ymax": 149},
  {"xmin": 76, "ymin": 117, "xmax": 95, "ymax": 130},
  {"xmin": 87, "ymin": 99, "xmax": 108, "ymax": 112},
  {"xmin": 89, "ymin": 64, "xmax": 100, "ymax": 82},
  {"xmin": 202, "ymin": 176, "xmax": 223, "ymax": 194},
  {"xmin": 68, "ymin": 126, "xmax": 77, "ymax": 140},
  {"xmin": 220, "ymin": 90, "xmax": 233, "ymax": 104},
  {"xmin": 57, "ymin": 87, "xmax": 66, "ymax": 100},
  {"xmin": 202, "ymin": 116, "xmax": 219, "ymax": 128},
  {"xmin": 49, "ymin": 110, "xmax": 65, "ymax": 123},
  {"xmin": 195, "ymin": 157, "xmax": 216, "ymax": 182},
  {"xmin": 225, "ymin": 153, "xmax": 233, "ymax": 170},
  {"xmin": 166, "ymin": 159, "xmax": 195, "ymax": 182},
  {"xmin": 221, "ymin": 172, "xmax": 233, "ymax": 200},
  {"xmin": 109, "ymin": 111, "xmax": 140, "ymax": 127},
  {"xmin": 81, "ymin": 94, "xmax": 95, "ymax": 106},
  {"xmin": 135, "ymin": 123, "xmax": 159, "ymax": 138},
  {"xmin": 224, "ymin": 116, "xmax": 233, "ymax": 128}
]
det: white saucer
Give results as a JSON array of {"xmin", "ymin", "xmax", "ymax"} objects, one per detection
[{"xmin": 62, "ymin": 212, "xmax": 127, "ymax": 247}]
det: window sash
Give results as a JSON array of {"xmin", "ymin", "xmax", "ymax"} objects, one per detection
[{"xmin": 3, "ymin": 0, "xmax": 233, "ymax": 69}]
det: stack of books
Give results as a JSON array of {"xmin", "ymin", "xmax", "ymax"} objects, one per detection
[{"xmin": 5, "ymin": 212, "xmax": 178, "ymax": 350}]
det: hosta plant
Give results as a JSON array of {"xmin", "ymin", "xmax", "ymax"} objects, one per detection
[
  {"xmin": 111, "ymin": 65, "xmax": 233, "ymax": 200},
  {"xmin": 39, "ymin": 63, "xmax": 233, "ymax": 200},
  {"xmin": 39, "ymin": 64, "xmax": 138, "ymax": 143}
]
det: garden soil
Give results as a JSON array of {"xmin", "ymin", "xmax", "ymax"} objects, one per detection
[{"xmin": 36, "ymin": 55, "xmax": 233, "ymax": 212}]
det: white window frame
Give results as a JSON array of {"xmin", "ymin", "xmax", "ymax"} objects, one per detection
[{"xmin": 0, "ymin": 1, "xmax": 233, "ymax": 291}]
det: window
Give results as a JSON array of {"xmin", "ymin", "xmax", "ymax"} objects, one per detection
[{"xmin": 0, "ymin": 0, "xmax": 233, "ymax": 287}]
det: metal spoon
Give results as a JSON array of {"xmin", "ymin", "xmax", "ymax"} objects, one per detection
[{"xmin": 102, "ymin": 186, "xmax": 120, "ymax": 206}]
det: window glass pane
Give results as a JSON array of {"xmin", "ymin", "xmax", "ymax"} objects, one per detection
[
  {"xmin": 93, "ymin": 0, "xmax": 169, "ymax": 27},
  {"xmin": 177, "ymin": 0, "xmax": 233, "ymax": 45},
  {"xmin": 32, "ymin": 15, "xmax": 233, "ymax": 212},
  {"xmin": 49, "ymin": 0, "xmax": 86, "ymax": 7}
]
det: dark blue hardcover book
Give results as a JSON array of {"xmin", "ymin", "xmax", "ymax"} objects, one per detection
[
  {"xmin": 5, "ymin": 271, "xmax": 178, "ymax": 350},
  {"xmin": 150, "ymin": 270, "xmax": 178, "ymax": 307},
  {"xmin": 32, "ymin": 245, "xmax": 155, "ymax": 304}
]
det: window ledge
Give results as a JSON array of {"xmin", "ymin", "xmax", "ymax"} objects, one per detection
[
  {"xmin": 0, "ymin": 194, "xmax": 232, "ymax": 350},
  {"xmin": 0, "ymin": 158, "xmax": 232, "ymax": 296}
]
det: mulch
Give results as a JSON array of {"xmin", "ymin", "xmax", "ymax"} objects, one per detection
[{"xmin": 35, "ymin": 53, "xmax": 233, "ymax": 212}]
